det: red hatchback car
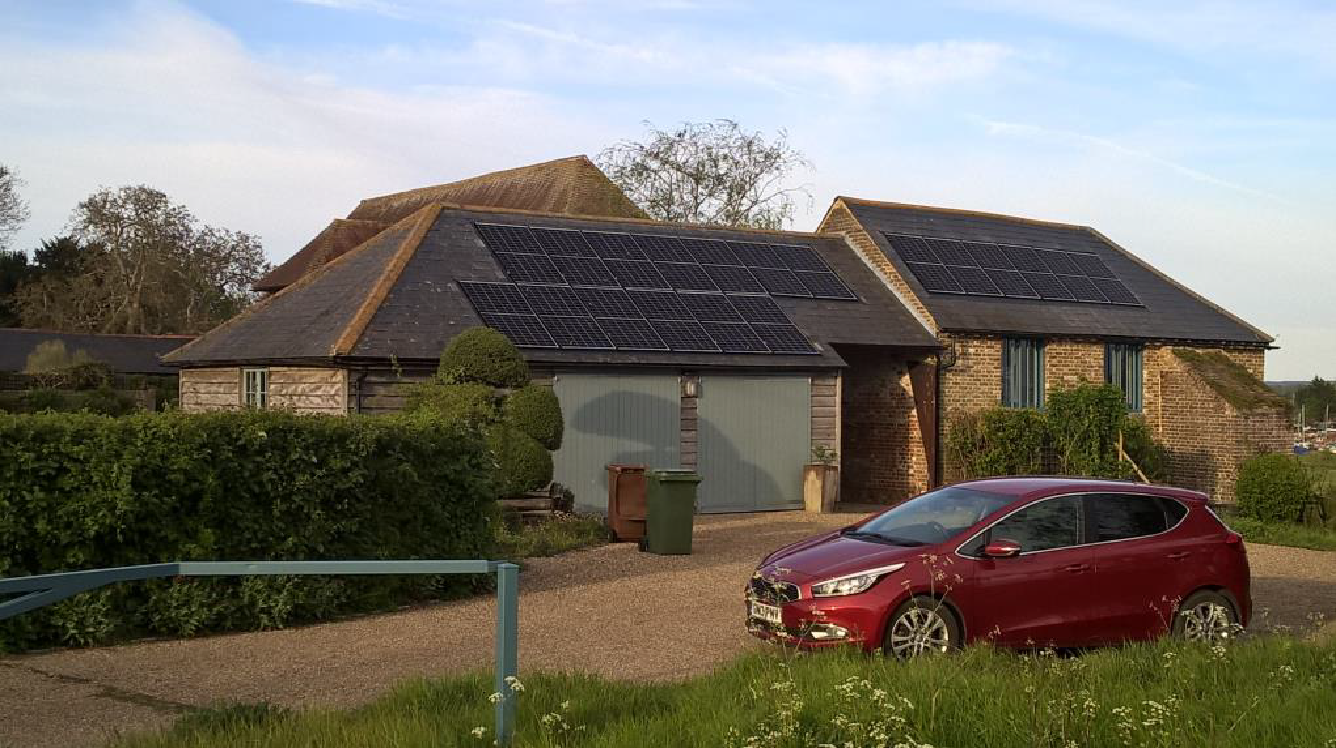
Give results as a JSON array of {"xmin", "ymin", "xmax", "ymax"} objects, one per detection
[{"xmin": 745, "ymin": 478, "xmax": 1250, "ymax": 657}]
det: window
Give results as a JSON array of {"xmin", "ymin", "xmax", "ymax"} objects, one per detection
[
  {"xmin": 1087, "ymin": 493, "xmax": 1167, "ymax": 542},
  {"xmin": 243, "ymin": 368, "xmax": 268, "ymax": 409},
  {"xmin": 986, "ymin": 496, "xmax": 1082, "ymax": 553},
  {"xmin": 858, "ymin": 487, "xmax": 1014, "ymax": 545},
  {"xmin": 1002, "ymin": 337, "xmax": 1045, "ymax": 408},
  {"xmin": 1105, "ymin": 343, "xmax": 1143, "ymax": 411}
]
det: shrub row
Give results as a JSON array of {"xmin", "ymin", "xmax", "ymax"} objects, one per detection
[{"xmin": 0, "ymin": 410, "xmax": 496, "ymax": 652}]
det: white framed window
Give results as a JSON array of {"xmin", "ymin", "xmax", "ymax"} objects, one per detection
[
  {"xmin": 1001, "ymin": 337, "xmax": 1045, "ymax": 409},
  {"xmin": 243, "ymin": 368, "xmax": 269, "ymax": 409},
  {"xmin": 1105, "ymin": 343, "xmax": 1144, "ymax": 412}
]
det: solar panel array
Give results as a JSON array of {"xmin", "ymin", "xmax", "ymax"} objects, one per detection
[
  {"xmin": 882, "ymin": 232, "xmax": 1142, "ymax": 306},
  {"xmin": 465, "ymin": 223, "xmax": 858, "ymax": 354}
]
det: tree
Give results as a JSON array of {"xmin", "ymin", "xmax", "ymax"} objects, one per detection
[
  {"xmin": 0, "ymin": 165, "xmax": 29, "ymax": 252},
  {"xmin": 0, "ymin": 250, "xmax": 32, "ymax": 327},
  {"xmin": 13, "ymin": 186, "xmax": 268, "ymax": 334},
  {"xmin": 598, "ymin": 119, "xmax": 812, "ymax": 230},
  {"xmin": 1293, "ymin": 376, "xmax": 1336, "ymax": 426}
]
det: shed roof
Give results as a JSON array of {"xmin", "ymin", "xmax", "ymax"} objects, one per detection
[
  {"xmin": 167, "ymin": 205, "xmax": 938, "ymax": 370},
  {"xmin": 0, "ymin": 329, "xmax": 194, "ymax": 374},
  {"xmin": 833, "ymin": 198, "xmax": 1272, "ymax": 346}
]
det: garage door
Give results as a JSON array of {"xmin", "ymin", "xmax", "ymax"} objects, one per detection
[
  {"xmin": 697, "ymin": 376, "xmax": 810, "ymax": 513},
  {"xmin": 552, "ymin": 373, "xmax": 680, "ymax": 514}
]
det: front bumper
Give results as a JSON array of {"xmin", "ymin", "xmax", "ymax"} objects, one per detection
[{"xmin": 743, "ymin": 593, "xmax": 888, "ymax": 651}]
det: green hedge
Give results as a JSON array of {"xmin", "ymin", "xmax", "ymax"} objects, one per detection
[
  {"xmin": 0, "ymin": 410, "xmax": 496, "ymax": 652},
  {"xmin": 1236, "ymin": 453, "xmax": 1314, "ymax": 523}
]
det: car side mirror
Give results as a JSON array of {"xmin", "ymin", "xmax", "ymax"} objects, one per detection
[{"xmin": 982, "ymin": 539, "xmax": 1022, "ymax": 558}]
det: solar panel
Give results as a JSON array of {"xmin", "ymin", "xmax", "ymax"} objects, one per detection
[
  {"xmin": 885, "ymin": 234, "xmax": 939, "ymax": 263},
  {"xmin": 729, "ymin": 294, "xmax": 790, "ymax": 324},
  {"xmin": 475, "ymin": 224, "xmax": 540, "ymax": 254},
  {"xmin": 729, "ymin": 241, "xmax": 785, "ymax": 269},
  {"xmin": 656, "ymin": 262, "xmax": 719, "ymax": 292},
  {"xmin": 966, "ymin": 243, "xmax": 1014, "ymax": 270},
  {"xmin": 795, "ymin": 271, "xmax": 857, "ymax": 300},
  {"xmin": 582, "ymin": 232, "xmax": 647, "ymax": 260},
  {"xmin": 573, "ymin": 287, "xmax": 639, "ymax": 318},
  {"xmin": 949, "ymin": 266, "xmax": 1001, "ymax": 295},
  {"xmin": 751, "ymin": 267, "xmax": 812, "ymax": 297},
  {"xmin": 481, "ymin": 313, "xmax": 557, "ymax": 348},
  {"xmin": 752, "ymin": 324, "xmax": 818, "ymax": 354},
  {"xmin": 460, "ymin": 282, "xmax": 531, "ymax": 315},
  {"xmin": 494, "ymin": 252, "xmax": 564, "ymax": 284},
  {"xmin": 704, "ymin": 264, "xmax": 765, "ymax": 293},
  {"xmin": 522, "ymin": 285, "xmax": 586, "ymax": 316},
  {"xmin": 680, "ymin": 292, "xmax": 743, "ymax": 322},
  {"xmin": 1038, "ymin": 250, "xmax": 1084, "ymax": 276},
  {"xmin": 1020, "ymin": 272, "xmax": 1076, "ymax": 300},
  {"xmin": 540, "ymin": 315, "xmax": 613, "ymax": 349},
  {"xmin": 1057, "ymin": 275, "xmax": 1108, "ymax": 303},
  {"xmin": 634, "ymin": 235, "xmax": 694, "ymax": 263},
  {"xmin": 1091, "ymin": 277, "xmax": 1140, "ymax": 305},
  {"xmin": 680, "ymin": 238, "xmax": 741, "ymax": 266},
  {"xmin": 628, "ymin": 290, "xmax": 693, "ymax": 320},
  {"xmin": 701, "ymin": 321, "xmax": 768, "ymax": 353},
  {"xmin": 1069, "ymin": 252, "xmax": 1115, "ymax": 278},
  {"xmin": 649, "ymin": 319, "xmax": 721, "ymax": 352},
  {"xmin": 597, "ymin": 318, "xmax": 668, "ymax": 350},
  {"xmin": 1002, "ymin": 245, "xmax": 1050, "ymax": 273},
  {"xmin": 530, "ymin": 227, "xmax": 596, "ymax": 257},
  {"xmin": 551, "ymin": 255, "xmax": 617, "ymax": 287},
  {"xmin": 605, "ymin": 259, "xmax": 670, "ymax": 289},
  {"xmin": 906, "ymin": 262, "xmax": 964, "ymax": 292},
  {"xmin": 984, "ymin": 269, "xmax": 1039, "ymax": 298},
  {"xmin": 773, "ymin": 244, "xmax": 830, "ymax": 272},
  {"xmin": 926, "ymin": 239, "xmax": 977, "ymax": 267}
]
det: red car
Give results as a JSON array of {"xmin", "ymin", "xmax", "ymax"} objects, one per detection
[{"xmin": 745, "ymin": 477, "xmax": 1250, "ymax": 656}]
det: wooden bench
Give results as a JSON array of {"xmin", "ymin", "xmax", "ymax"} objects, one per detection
[{"xmin": 498, "ymin": 483, "xmax": 569, "ymax": 524}]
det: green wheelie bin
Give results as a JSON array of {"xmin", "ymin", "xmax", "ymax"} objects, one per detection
[{"xmin": 642, "ymin": 469, "xmax": 701, "ymax": 555}]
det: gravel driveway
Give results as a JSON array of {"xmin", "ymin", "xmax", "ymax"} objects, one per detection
[{"xmin": 2, "ymin": 511, "xmax": 1333, "ymax": 748}]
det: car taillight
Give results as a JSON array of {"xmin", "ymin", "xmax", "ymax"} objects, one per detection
[{"xmin": 1225, "ymin": 532, "xmax": 1246, "ymax": 551}]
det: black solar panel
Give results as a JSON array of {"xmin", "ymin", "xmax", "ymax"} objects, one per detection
[
  {"xmin": 680, "ymin": 238, "xmax": 742, "ymax": 266},
  {"xmin": 541, "ymin": 315, "xmax": 613, "ymax": 349},
  {"xmin": 656, "ymin": 262, "xmax": 719, "ymax": 292},
  {"xmin": 1069, "ymin": 252, "xmax": 1115, "ymax": 278},
  {"xmin": 729, "ymin": 241, "xmax": 784, "ymax": 269},
  {"xmin": 966, "ymin": 243, "xmax": 1014, "ymax": 270},
  {"xmin": 551, "ymin": 255, "xmax": 616, "ymax": 287},
  {"xmin": 1092, "ymin": 277, "xmax": 1140, "ymax": 305},
  {"xmin": 985, "ymin": 270, "xmax": 1039, "ymax": 298},
  {"xmin": 704, "ymin": 264, "xmax": 764, "ymax": 293},
  {"xmin": 796, "ymin": 271, "xmax": 856, "ymax": 300},
  {"xmin": 1038, "ymin": 250, "xmax": 1084, "ymax": 276},
  {"xmin": 573, "ymin": 287, "xmax": 638, "ymax": 318},
  {"xmin": 752, "ymin": 324, "xmax": 818, "ymax": 354},
  {"xmin": 605, "ymin": 259, "xmax": 670, "ymax": 289},
  {"xmin": 885, "ymin": 235, "xmax": 939, "ymax": 263},
  {"xmin": 460, "ymin": 282, "xmax": 531, "ymax": 315},
  {"xmin": 522, "ymin": 285, "xmax": 585, "ymax": 316},
  {"xmin": 751, "ymin": 267, "xmax": 812, "ymax": 297},
  {"xmin": 926, "ymin": 239, "xmax": 977, "ymax": 267},
  {"xmin": 649, "ymin": 319, "xmax": 720, "ymax": 352},
  {"xmin": 680, "ymin": 293, "xmax": 742, "ymax": 322},
  {"xmin": 495, "ymin": 253, "xmax": 564, "ymax": 284},
  {"xmin": 635, "ymin": 235, "xmax": 694, "ymax": 263},
  {"xmin": 475, "ymin": 224, "xmax": 539, "ymax": 254},
  {"xmin": 597, "ymin": 318, "xmax": 668, "ymax": 350},
  {"xmin": 628, "ymin": 290, "xmax": 693, "ymax": 320},
  {"xmin": 1058, "ymin": 275, "xmax": 1108, "ymax": 303},
  {"xmin": 1002, "ymin": 245, "xmax": 1050, "ymax": 273},
  {"xmin": 906, "ymin": 262, "xmax": 964, "ymax": 292},
  {"xmin": 582, "ymin": 232, "xmax": 647, "ymax": 260},
  {"xmin": 773, "ymin": 244, "xmax": 830, "ymax": 272},
  {"xmin": 481, "ymin": 313, "xmax": 557, "ymax": 348},
  {"xmin": 949, "ymin": 266, "xmax": 1001, "ymax": 295},
  {"xmin": 701, "ymin": 322, "xmax": 768, "ymax": 353},
  {"xmin": 729, "ymin": 294, "xmax": 791, "ymax": 324},
  {"xmin": 530, "ymin": 227, "xmax": 596, "ymax": 257},
  {"xmin": 1020, "ymin": 272, "xmax": 1075, "ymax": 300}
]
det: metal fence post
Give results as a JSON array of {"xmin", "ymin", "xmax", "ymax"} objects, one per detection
[{"xmin": 494, "ymin": 562, "xmax": 519, "ymax": 746}]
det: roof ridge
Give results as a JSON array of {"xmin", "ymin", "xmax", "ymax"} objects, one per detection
[
  {"xmin": 836, "ymin": 196, "xmax": 1090, "ymax": 231},
  {"xmin": 352, "ymin": 155, "xmax": 593, "ymax": 209},
  {"xmin": 332, "ymin": 204, "xmax": 443, "ymax": 356},
  {"xmin": 429, "ymin": 201, "xmax": 839, "ymax": 239}
]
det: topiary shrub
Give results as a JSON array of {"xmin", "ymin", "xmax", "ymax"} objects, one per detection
[
  {"xmin": 404, "ymin": 381, "xmax": 498, "ymax": 426},
  {"xmin": 505, "ymin": 385, "xmax": 563, "ymax": 450},
  {"xmin": 488, "ymin": 425, "xmax": 553, "ymax": 497},
  {"xmin": 439, "ymin": 327, "xmax": 530, "ymax": 389},
  {"xmin": 1236, "ymin": 453, "xmax": 1314, "ymax": 523}
]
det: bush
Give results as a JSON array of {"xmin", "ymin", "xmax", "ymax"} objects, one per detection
[
  {"xmin": 488, "ymin": 426, "xmax": 553, "ymax": 497},
  {"xmin": 945, "ymin": 408, "xmax": 1047, "ymax": 481},
  {"xmin": 404, "ymin": 381, "xmax": 498, "ymax": 425},
  {"xmin": 505, "ymin": 385, "xmax": 563, "ymax": 450},
  {"xmin": 0, "ymin": 386, "xmax": 139, "ymax": 415},
  {"xmin": 0, "ymin": 410, "xmax": 495, "ymax": 652},
  {"xmin": 1236, "ymin": 453, "xmax": 1314, "ymax": 523},
  {"xmin": 439, "ymin": 327, "xmax": 529, "ymax": 389}
]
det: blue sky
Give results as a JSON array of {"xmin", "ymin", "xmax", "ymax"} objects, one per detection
[{"xmin": 2, "ymin": 0, "xmax": 1332, "ymax": 378}]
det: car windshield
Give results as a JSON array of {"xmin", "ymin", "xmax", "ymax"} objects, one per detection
[{"xmin": 847, "ymin": 487, "xmax": 1014, "ymax": 545}]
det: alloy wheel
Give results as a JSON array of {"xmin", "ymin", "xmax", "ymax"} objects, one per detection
[
  {"xmin": 887, "ymin": 606, "xmax": 951, "ymax": 657},
  {"xmin": 1181, "ymin": 601, "xmax": 1235, "ymax": 641}
]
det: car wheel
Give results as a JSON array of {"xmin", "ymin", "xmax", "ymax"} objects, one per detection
[
  {"xmin": 1172, "ymin": 590, "xmax": 1240, "ymax": 641},
  {"xmin": 882, "ymin": 597, "xmax": 961, "ymax": 659}
]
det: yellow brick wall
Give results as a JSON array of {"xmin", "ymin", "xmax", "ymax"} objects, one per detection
[{"xmin": 819, "ymin": 202, "xmax": 938, "ymax": 333}]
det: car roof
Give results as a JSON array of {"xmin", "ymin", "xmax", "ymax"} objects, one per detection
[{"xmin": 950, "ymin": 476, "xmax": 1209, "ymax": 502}]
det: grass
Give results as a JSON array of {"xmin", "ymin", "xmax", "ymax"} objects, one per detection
[
  {"xmin": 113, "ymin": 636, "xmax": 1336, "ymax": 748},
  {"xmin": 493, "ymin": 513, "xmax": 609, "ymax": 560},
  {"xmin": 1229, "ymin": 516, "xmax": 1336, "ymax": 552}
]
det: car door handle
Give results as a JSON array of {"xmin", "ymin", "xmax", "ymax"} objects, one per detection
[
  {"xmin": 1061, "ymin": 563, "xmax": 1091, "ymax": 573},
  {"xmin": 1166, "ymin": 551, "xmax": 1191, "ymax": 560}
]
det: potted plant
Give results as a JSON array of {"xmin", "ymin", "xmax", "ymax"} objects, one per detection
[{"xmin": 803, "ymin": 445, "xmax": 840, "ymax": 513}]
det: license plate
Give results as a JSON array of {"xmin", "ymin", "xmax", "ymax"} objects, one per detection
[{"xmin": 749, "ymin": 600, "xmax": 783, "ymax": 625}]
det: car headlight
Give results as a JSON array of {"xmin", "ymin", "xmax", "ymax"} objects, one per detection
[{"xmin": 810, "ymin": 563, "xmax": 905, "ymax": 598}]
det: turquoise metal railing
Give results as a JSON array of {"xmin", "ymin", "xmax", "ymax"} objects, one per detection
[{"xmin": 0, "ymin": 560, "xmax": 520, "ymax": 745}]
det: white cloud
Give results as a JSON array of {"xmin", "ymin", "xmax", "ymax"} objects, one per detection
[{"xmin": 740, "ymin": 41, "xmax": 1014, "ymax": 97}]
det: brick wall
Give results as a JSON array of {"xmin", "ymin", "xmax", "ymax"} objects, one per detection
[
  {"xmin": 838, "ymin": 348, "xmax": 929, "ymax": 504},
  {"xmin": 821, "ymin": 202, "xmax": 939, "ymax": 333}
]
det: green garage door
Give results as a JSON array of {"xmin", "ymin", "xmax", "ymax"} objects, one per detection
[
  {"xmin": 552, "ymin": 373, "xmax": 680, "ymax": 514},
  {"xmin": 697, "ymin": 376, "xmax": 810, "ymax": 513}
]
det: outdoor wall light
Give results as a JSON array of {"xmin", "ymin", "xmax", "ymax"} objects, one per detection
[{"xmin": 681, "ymin": 376, "xmax": 698, "ymax": 398}]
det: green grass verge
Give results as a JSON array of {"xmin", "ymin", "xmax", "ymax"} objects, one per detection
[
  {"xmin": 115, "ymin": 637, "xmax": 1336, "ymax": 748},
  {"xmin": 1229, "ymin": 516, "xmax": 1336, "ymax": 552},
  {"xmin": 493, "ymin": 514, "xmax": 609, "ymax": 560}
]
